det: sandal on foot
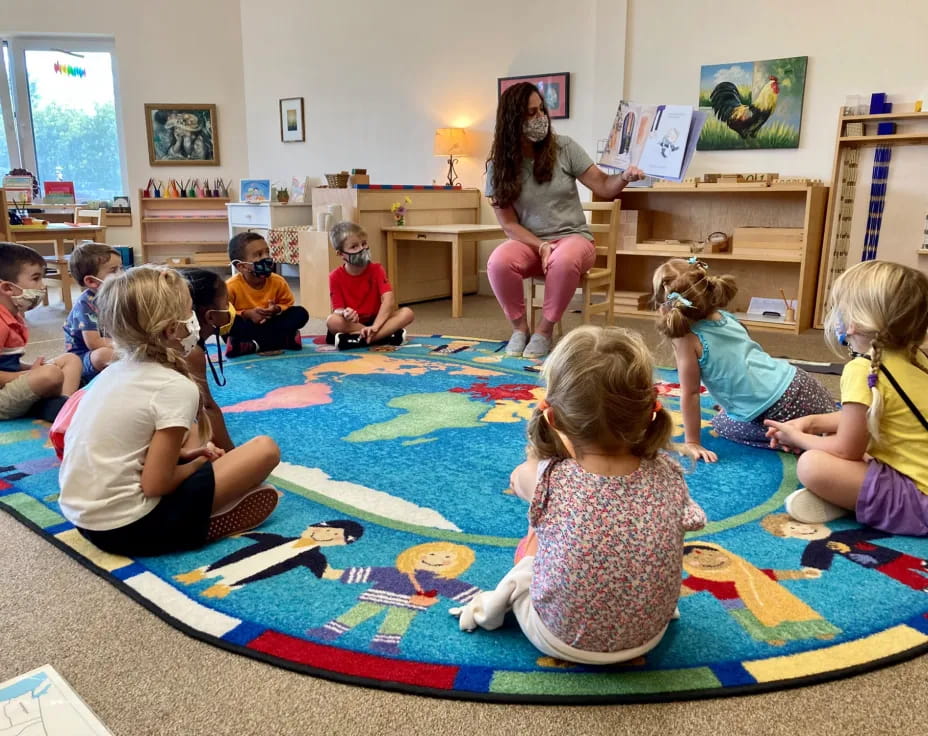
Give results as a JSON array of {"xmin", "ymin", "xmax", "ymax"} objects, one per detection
[
  {"xmin": 207, "ymin": 485, "xmax": 279, "ymax": 542},
  {"xmin": 784, "ymin": 488, "xmax": 847, "ymax": 524},
  {"xmin": 505, "ymin": 331, "xmax": 529, "ymax": 357}
]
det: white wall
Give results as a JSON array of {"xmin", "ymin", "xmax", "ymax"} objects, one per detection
[
  {"xmin": 240, "ymin": 0, "xmax": 623, "ymax": 192},
  {"xmin": 625, "ymin": 0, "xmax": 928, "ymax": 270},
  {"xmin": 0, "ymin": 0, "xmax": 248, "ymax": 253}
]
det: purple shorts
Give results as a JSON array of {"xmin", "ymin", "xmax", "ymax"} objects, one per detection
[{"xmin": 856, "ymin": 460, "xmax": 928, "ymax": 536}]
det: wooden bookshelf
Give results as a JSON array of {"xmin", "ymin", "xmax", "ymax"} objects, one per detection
[
  {"xmin": 612, "ymin": 184, "xmax": 828, "ymax": 334},
  {"xmin": 138, "ymin": 191, "xmax": 230, "ymax": 265}
]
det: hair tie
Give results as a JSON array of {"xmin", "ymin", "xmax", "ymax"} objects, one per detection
[
  {"xmin": 688, "ymin": 256, "xmax": 709, "ymax": 270},
  {"xmin": 652, "ymin": 400, "xmax": 663, "ymax": 422},
  {"xmin": 537, "ymin": 398, "xmax": 549, "ymax": 411},
  {"xmin": 868, "ymin": 373, "xmax": 878, "ymax": 389},
  {"xmin": 666, "ymin": 291, "xmax": 694, "ymax": 308}
]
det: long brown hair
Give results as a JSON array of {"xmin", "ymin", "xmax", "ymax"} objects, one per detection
[
  {"xmin": 527, "ymin": 326, "xmax": 673, "ymax": 460},
  {"xmin": 653, "ymin": 259, "xmax": 738, "ymax": 339},
  {"xmin": 486, "ymin": 82, "xmax": 557, "ymax": 209}
]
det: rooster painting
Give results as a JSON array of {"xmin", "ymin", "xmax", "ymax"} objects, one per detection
[
  {"xmin": 697, "ymin": 56, "xmax": 807, "ymax": 151},
  {"xmin": 710, "ymin": 75, "xmax": 779, "ymax": 139}
]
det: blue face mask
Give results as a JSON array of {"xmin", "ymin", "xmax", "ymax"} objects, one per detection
[{"xmin": 834, "ymin": 314, "xmax": 848, "ymax": 346}]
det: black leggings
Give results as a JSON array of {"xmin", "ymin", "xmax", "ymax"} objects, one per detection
[{"xmin": 227, "ymin": 307, "xmax": 309, "ymax": 351}]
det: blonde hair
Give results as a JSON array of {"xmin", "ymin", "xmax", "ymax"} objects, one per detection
[
  {"xmin": 329, "ymin": 221, "xmax": 366, "ymax": 252},
  {"xmin": 528, "ymin": 325, "xmax": 672, "ymax": 460},
  {"xmin": 825, "ymin": 260, "xmax": 928, "ymax": 442},
  {"xmin": 395, "ymin": 542, "xmax": 475, "ymax": 579},
  {"xmin": 653, "ymin": 258, "xmax": 738, "ymax": 339},
  {"xmin": 760, "ymin": 513, "xmax": 794, "ymax": 538},
  {"xmin": 96, "ymin": 265, "xmax": 211, "ymax": 442}
]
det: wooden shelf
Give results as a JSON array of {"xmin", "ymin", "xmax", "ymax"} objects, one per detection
[
  {"xmin": 918, "ymin": 250, "xmax": 928, "ymax": 256},
  {"xmin": 841, "ymin": 111, "xmax": 928, "ymax": 122},
  {"xmin": 141, "ymin": 197, "xmax": 230, "ymax": 202},
  {"xmin": 621, "ymin": 185, "xmax": 815, "ymax": 194},
  {"xmin": 142, "ymin": 241, "xmax": 227, "ymax": 247},
  {"xmin": 613, "ymin": 306, "xmax": 797, "ymax": 332},
  {"xmin": 142, "ymin": 217, "xmax": 227, "ymax": 223},
  {"xmin": 838, "ymin": 133, "xmax": 928, "ymax": 144},
  {"xmin": 617, "ymin": 248, "xmax": 802, "ymax": 263}
]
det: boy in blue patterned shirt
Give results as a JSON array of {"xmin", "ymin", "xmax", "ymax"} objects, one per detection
[{"xmin": 63, "ymin": 243, "xmax": 121, "ymax": 384}]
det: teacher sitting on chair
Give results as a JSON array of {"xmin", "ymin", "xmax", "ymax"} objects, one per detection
[{"xmin": 485, "ymin": 82, "xmax": 644, "ymax": 358}]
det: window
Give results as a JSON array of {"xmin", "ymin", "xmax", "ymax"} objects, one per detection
[{"xmin": 1, "ymin": 37, "xmax": 126, "ymax": 202}]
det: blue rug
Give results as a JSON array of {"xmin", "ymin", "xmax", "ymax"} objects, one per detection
[{"xmin": 2, "ymin": 335, "xmax": 927, "ymax": 703}]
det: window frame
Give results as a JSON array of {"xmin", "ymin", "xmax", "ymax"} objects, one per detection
[{"xmin": 1, "ymin": 34, "xmax": 129, "ymax": 199}]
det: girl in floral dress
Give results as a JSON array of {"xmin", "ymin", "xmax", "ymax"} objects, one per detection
[{"xmin": 452, "ymin": 326, "xmax": 706, "ymax": 664}]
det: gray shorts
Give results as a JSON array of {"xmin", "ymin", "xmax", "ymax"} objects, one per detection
[{"xmin": 0, "ymin": 374, "xmax": 39, "ymax": 420}]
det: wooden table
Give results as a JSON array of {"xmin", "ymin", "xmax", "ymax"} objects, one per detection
[
  {"xmin": 383, "ymin": 224, "xmax": 505, "ymax": 317},
  {"xmin": 11, "ymin": 223, "xmax": 107, "ymax": 310}
]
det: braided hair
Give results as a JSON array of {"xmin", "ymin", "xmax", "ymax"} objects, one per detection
[
  {"xmin": 96, "ymin": 265, "xmax": 212, "ymax": 442},
  {"xmin": 827, "ymin": 260, "xmax": 928, "ymax": 442}
]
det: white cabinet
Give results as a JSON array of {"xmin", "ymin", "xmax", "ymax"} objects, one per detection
[{"xmin": 226, "ymin": 202, "xmax": 313, "ymax": 238}]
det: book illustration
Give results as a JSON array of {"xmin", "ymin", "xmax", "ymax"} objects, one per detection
[{"xmin": 0, "ymin": 665, "xmax": 113, "ymax": 736}]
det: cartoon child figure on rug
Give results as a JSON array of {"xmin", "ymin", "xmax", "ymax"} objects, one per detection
[
  {"xmin": 762, "ymin": 514, "xmax": 928, "ymax": 592},
  {"xmin": 307, "ymin": 542, "xmax": 480, "ymax": 655},
  {"xmin": 174, "ymin": 520, "xmax": 364, "ymax": 598},
  {"xmin": 680, "ymin": 542, "xmax": 841, "ymax": 646}
]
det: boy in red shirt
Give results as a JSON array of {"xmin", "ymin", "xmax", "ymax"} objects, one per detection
[
  {"xmin": 0, "ymin": 242, "xmax": 81, "ymax": 421},
  {"xmin": 326, "ymin": 222, "xmax": 414, "ymax": 350}
]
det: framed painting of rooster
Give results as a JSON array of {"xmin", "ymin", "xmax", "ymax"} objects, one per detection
[{"xmin": 697, "ymin": 56, "xmax": 807, "ymax": 150}]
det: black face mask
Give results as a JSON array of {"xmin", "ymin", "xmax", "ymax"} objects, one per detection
[{"xmin": 252, "ymin": 257, "xmax": 275, "ymax": 277}]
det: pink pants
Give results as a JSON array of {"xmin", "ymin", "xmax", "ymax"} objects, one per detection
[{"xmin": 487, "ymin": 235, "xmax": 595, "ymax": 324}]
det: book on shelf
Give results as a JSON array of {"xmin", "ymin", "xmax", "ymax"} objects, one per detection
[{"xmin": 43, "ymin": 181, "xmax": 76, "ymax": 204}]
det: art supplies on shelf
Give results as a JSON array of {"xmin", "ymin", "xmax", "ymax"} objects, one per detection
[
  {"xmin": 599, "ymin": 101, "xmax": 707, "ymax": 181},
  {"xmin": 142, "ymin": 178, "xmax": 231, "ymax": 199}
]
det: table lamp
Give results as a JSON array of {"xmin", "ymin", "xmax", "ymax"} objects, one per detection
[{"xmin": 434, "ymin": 128, "xmax": 469, "ymax": 186}]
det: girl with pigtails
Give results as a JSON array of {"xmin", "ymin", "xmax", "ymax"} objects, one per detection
[
  {"xmin": 653, "ymin": 258, "xmax": 835, "ymax": 462},
  {"xmin": 765, "ymin": 261, "xmax": 928, "ymax": 534}
]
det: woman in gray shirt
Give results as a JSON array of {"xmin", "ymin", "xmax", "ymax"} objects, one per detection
[{"xmin": 486, "ymin": 83, "xmax": 643, "ymax": 358}]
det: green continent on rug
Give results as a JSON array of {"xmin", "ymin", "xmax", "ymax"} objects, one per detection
[{"xmin": 2, "ymin": 335, "xmax": 927, "ymax": 703}]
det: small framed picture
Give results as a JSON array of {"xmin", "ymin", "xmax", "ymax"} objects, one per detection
[
  {"xmin": 497, "ymin": 72, "xmax": 570, "ymax": 119},
  {"xmin": 240, "ymin": 179, "xmax": 271, "ymax": 202},
  {"xmin": 279, "ymin": 97, "xmax": 305, "ymax": 142},
  {"xmin": 111, "ymin": 195, "xmax": 131, "ymax": 213}
]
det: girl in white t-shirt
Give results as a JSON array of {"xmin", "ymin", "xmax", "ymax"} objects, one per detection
[{"xmin": 58, "ymin": 265, "xmax": 281, "ymax": 556}]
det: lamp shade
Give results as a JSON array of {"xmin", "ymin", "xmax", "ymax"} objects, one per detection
[{"xmin": 434, "ymin": 128, "xmax": 469, "ymax": 156}]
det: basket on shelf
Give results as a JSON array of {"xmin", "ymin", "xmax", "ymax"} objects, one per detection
[{"xmin": 325, "ymin": 172, "xmax": 349, "ymax": 188}]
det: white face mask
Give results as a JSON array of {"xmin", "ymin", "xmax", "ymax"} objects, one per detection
[
  {"xmin": 6, "ymin": 282, "xmax": 46, "ymax": 312},
  {"xmin": 523, "ymin": 115, "xmax": 549, "ymax": 143},
  {"xmin": 178, "ymin": 313, "xmax": 201, "ymax": 357}
]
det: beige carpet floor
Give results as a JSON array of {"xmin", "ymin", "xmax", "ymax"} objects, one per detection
[{"xmin": 2, "ymin": 289, "xmax": 925, "ymax": 736}]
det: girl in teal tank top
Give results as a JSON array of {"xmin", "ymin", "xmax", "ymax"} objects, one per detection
[{"xmin": 653, "ymin": 258, "xmax": 836, "ymax": 463}]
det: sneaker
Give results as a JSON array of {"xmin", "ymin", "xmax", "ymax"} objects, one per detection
[
  {"xmin": 385, "ymin": 328, "xmax": 406, "ymax": 346},
  {"xmin": 285, "ymin": 332, "xmax": 303, "ymax": 351},
  {"xmin": 784, "ymin": 488, "xmax": 847, "ymax": 524},
  {"xmin": 505, "ymin": 331, "xmax": 529, "ymax": 357},
  {"xmin": 523, "ymin": 333, "xmax": 552, "ymax": 359},
  {"xmin": 226, "ymin": 339, "xmax": 259, "ymax": 358},
  {"xmin": 206, "ymin": 485, "xmax": 279, "ymax": 542},
  {"xmin": 335, "ymin": 333, "xmax": 368, "ymax": 351}
]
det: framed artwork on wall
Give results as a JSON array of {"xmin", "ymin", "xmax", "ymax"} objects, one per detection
[
  {"xmin": 497, "ymin": 72, "xmax": 570, "ymax": 119},
  {"xmin": 279, "ymin": 97, "xmax": 305, "ymax": 142},
  {"xmin": 240, "ymin": 179, "xmax": 271, "ymax": 202},
  {"xmin": 697, "ymin": 56, "xmax": 808, "ymax": 150},
  {"xmin": 145, "ymin": 103, "xmax": 219, "ymax": 165}
]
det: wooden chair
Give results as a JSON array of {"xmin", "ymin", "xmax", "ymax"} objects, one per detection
[{"xmin": 527, "ymin": 199, "xmax": 621, "ymax": 335}]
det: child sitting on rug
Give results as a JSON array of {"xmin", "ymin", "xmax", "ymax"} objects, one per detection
[
  {"xmin": 765, "ymin": 261, "xmax": 928, "ymax": 535},
  {"xmin": 0, "ymin": 242, "xmax": 81, "ymax": 422},
  {"xmin": 58, "ymin": 265, "xmax": 281, "ymax": 557},
  {"xmin": 653, "ymin": 257, "xmax": 835, "ymax": 462},
  {"xmin": 451, "ymin": 325, "xmax": 706, "ymax": 665},
  {"xmin": 225, "ymin": 232, "xmax": 309, "ymax": 357},
  {"xmin": 325, "ymin": 221, "xmax": 414, "ymax": 350},
  {"xmin": 63, "ymin": 243, "xmax": 121, "ymax": 384}
]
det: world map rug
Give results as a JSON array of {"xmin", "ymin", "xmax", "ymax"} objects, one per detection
[{"xmin": 2, "ymin": 334, "xmax": 928, "ymax": 704}]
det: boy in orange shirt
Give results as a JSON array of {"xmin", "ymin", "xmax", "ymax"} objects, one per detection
[{"xmin": 225, "ymin": 232, "xmax": 308, "ymax": 357}]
